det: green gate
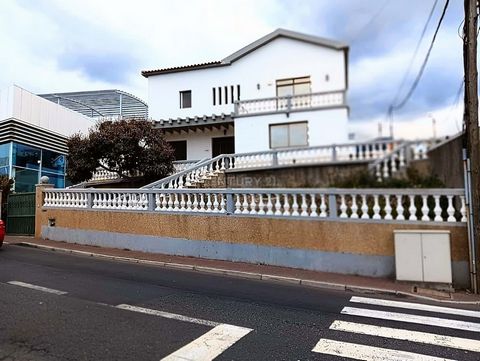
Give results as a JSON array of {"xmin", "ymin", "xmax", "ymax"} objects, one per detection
[{"xmin": 6, "ymin": 192, "xmax": 36, "ymax": 235}]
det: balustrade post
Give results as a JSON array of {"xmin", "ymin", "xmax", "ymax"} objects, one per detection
[
  {"xmin": 328, "ymin": 193, "xmax": 337, "ymax": 218},
  {"xmin": 272, "ymin": 151, "xmax": 278, "ymax": 166},
  {"xmin": 87, "ymin": 193, "xmax": 93, "ymax": 209},
  {"xmin": 35, "ymin": 183, "xmax": 54, "ymax": 238},
  {"xmin": 226, "ymin": 192, "xmax": 235, "ymax": 214},
  {"xmin": 332, "ymin": 145, "xmax": 337, "ymax": 162},
  {"xmin": 148, "ymin": 193, "xmax": 155, "ymax": 211},
  {"xmin": 286, "ymin": 95, "xmax": 292, "ymax": 116}
]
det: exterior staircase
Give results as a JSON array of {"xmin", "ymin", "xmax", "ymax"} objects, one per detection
[{"xmin": 141, "ymin": 139, "xmax": 437, "ymax": 190}]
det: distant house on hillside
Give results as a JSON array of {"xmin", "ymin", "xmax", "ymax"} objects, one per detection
[{"xmin": 142, "ymin": 28, "xmax": 349, "ymax": 161}]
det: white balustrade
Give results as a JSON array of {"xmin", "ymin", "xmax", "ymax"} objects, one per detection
[
  {"xmin": 143, "ymin": 139, "xmax": 409, "ymax": 190},
  {"xmin": 369, "ymin": 139, "xmax": 435, "ymax": 182},
  {"xmin": 90, "ymin": 168, "xmax": 120, "ymax": 181},
  {"xmin": 43, "ymin": 188, "xmax": 467, "ymax": 224},
  {"xmin": 235, "ymin": 91, "xmax": 345, "ymax": 116}
]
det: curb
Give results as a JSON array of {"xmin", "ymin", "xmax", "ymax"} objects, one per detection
[{"xmin": 14, "ymin": 242, "xmax": 480, "ymax": 305}]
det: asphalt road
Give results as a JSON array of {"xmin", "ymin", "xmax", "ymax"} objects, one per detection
[{"xmin": 0, "ymin": 244, "xmax": 479, "ymax": 361}]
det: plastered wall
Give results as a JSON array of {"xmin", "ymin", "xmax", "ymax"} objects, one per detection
[{"xmin": 35, "ymin": 186, "xmax": 469, "ymax": 286}]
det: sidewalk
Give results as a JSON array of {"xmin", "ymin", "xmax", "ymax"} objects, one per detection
[{"xmin": 4, "ymin": 235, "xmax": 480, "ymax": 304}]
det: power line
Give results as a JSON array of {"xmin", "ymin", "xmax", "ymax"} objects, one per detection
[
  {"xmin": 389, "ymin": 0, "xmax": 450, "ymax": 114},
  {"xmin": 444, "ymin": 79, "xmax": 465, "ymax": 132},
  {"xmin": 349, "ymin": 0, "xmax": 391, "ymax": 43},
  {"xmin": 391, "ymin": 0, "xmax": 439, "ymax": 106}
]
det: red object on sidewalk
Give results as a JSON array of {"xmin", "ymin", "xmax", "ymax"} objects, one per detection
[{"xmin": 0, "ymin": 220, "xmax": 5, "ymax": 247}]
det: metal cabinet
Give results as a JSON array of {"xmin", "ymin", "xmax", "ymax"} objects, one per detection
[{"xmin": 394, "ymin": 230, "xmax": 452, "ymax": 284}]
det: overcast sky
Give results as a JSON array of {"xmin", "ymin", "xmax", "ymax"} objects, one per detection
[{"xmin": 0, "ymin": 0, "xmax": 465, "ymax": 139}]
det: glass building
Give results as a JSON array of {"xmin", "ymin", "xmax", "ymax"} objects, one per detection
[{"xmin": 0, "ymin": 142, "xmax": 67, "ymax": 192}]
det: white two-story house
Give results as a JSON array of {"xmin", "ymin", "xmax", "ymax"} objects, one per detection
[{"xmin": 143, "ymin": 29, "xmax": 349, "ymax": 161}]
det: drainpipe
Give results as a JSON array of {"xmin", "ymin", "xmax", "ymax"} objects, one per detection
[{"xmin": 463, "ymin": 148, "xmax": 478, "ymax": 294}]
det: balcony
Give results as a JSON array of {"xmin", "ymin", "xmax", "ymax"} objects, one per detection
[{"xmin": 234, "ymin": 91, "xmax": 346, "ymax": 117}]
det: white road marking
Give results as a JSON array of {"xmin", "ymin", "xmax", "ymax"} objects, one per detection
[
  {"xmin": 312, "ymin": 339, "xmax": 456, "ymax": 361},
  {"xmin": 7, "ymin": 281, "xmax": 67, "ymax": 295},
  {"xmin": 341, "ymin": 306, "xmax": 480, "ymax": 333},
  {"xmin": 350, "ymin": 296, "xmax": 480, "ymax": 318},
  {"xmin": 330, "ymin": 320, "xmax": 480, "ymax": 352},
  {"xmin": 116, "ymin": 304, "xmax": 219, "ymax": 327},
  {"xmin": 160, "ymin": 323, "xmax": 252, "ymax": 361},
  {"xmin": 116, "ymin": 304, "xmax": 252, "ymax": 361}
]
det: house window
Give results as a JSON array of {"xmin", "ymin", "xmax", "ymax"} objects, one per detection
[
  {"xmin": 269, "ymin": 122, "xmax": 308, "ymax": 149},
  {"xmin": 167, "ymin": 140, "xmax": 187, "ymax": 160},
  {"xmin": 179, "ymin": 90, "xmax": 192, "ymax": 108},
  {"xmin": 212, "ymin": 88, "xmax": 216, "ymax": 106},
  {"xmin": 276, "ymin": 76, "xmax": 311, "ymax": 97}
]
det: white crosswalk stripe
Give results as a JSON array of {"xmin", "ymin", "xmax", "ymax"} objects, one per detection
[
  {"xmin": 330, "ymin": 320, "xmax": 480, "ymax": 353},
  {"xmin": 313, "ymin": 339, "xmax": 456, "ymax": 361},
  {"xmin": 350, "ymin": 296, "xmax": 480, "ymax": 318},
  {"xmin": 312, "ymin": 296, "xmax": 480, "ymax": 360},
  {"xmin": 341, "ymin": 306, "xmax": 480, "ymax": 332},
  {"xmin": 160, "ymin": 324, "xmax": 252, "ymax": 361}
]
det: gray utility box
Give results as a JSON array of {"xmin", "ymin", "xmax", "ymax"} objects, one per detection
[{"xmin": 393, "ymin": 230, "xmax": 452, "ymax": 284}]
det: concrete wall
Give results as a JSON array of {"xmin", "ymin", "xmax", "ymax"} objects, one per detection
[
  {"xmin": 0, "ymin": 85, "xmax": 94, "ymax": 136},
  {"xmin": 35, "ymin": 187, "xmax": 469, "ymax": 288},
  {"xmin": 223, "ymin": 162, "xmax": 368, "ymax": 188},
  {"xmin": 148, "ymin": 37, "xmax": 346, "ymax": 120},
  {"xmin": 427, "ymin": 134, "xmax": 464, "ymax": 188}
]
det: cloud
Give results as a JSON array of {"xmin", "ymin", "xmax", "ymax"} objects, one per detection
[
  {"xmin": 59, "ymin": 52, "xmax": 138, "ymax": 83},
  {"xmin": 0, "ymin": 0, "xmax": 466, "ymax": 135},
  {"xmin": 286, "ymin": 0, "xmax": 464, "ymax": 121}
]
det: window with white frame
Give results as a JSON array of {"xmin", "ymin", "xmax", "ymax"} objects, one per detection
[
  {"xmin": 269, "ymin": 121, "xmax": 308, "ymax": 148},
  {"xmin": 179, "ymin": 90, "xmax": 192, "ymax": 108},
  {"xmin": 276, "ymin": 76, "xmax": 311, "ymax": 97}
]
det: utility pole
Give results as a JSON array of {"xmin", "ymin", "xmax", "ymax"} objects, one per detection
[{"xmin": 464, "ymin": 0, "xmax": 480, "ymax": 292}]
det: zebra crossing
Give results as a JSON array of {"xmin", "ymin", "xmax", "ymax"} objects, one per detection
[
  {"xmin": 313, "ymin": 296, "xmax": 480, "ymax": 360},
  {"xmin": 6, "ymin": 278, "xmax": 480, "ymax": 360}
]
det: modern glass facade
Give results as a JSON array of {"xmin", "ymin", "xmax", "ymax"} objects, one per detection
[{"xmin": 0, "ymin": 142, "xmax": 66, "ymax": 192}]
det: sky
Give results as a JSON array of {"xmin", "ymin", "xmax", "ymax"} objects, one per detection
[{"xmin": 0, "ymin": 0, "xmax": 466, "ymax": 139}]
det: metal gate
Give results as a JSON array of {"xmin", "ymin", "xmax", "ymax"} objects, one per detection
[{"xmin": 6, "ymin": 192, "xmax": 36, "ymax": 235}]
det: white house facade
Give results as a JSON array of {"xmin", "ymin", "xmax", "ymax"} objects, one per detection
[{"xmin": 143, "ymin": 29, "xmax": 349, "ymax": 160}]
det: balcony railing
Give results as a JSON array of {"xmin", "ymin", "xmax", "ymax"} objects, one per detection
[{"xmin": 234, "ymin": 91, "xmax": 345, "ymax": 116}]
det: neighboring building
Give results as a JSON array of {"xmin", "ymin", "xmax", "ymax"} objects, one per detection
[
  {"xmin": 143, "ymin": 28, "xmax": 349, "ymax": 160},
  {"xmin": 0, "ymin": 85, "xmax": 94, "ymax": 191},
  {"xmin": 38, "ymin": 89, "xmax": 148, "ymax": 119}
]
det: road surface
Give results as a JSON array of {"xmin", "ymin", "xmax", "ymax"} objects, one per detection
[{"xmin": 0, "ymin": 244, "xmax": 479, "ymax": 360}]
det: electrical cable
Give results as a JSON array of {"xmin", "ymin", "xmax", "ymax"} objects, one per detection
[
  {"xmin": 445, "ymin": 79, "xmax": 465, "ymax": 132},
  {"xmin": 349, "ymin": 0, "xmax": 391, "ymax": 43},
  {"xmin": 389, "ymin": 0, "xmax": 450, "ymax": 114},
  {"xmin": 391, "ymin": 0, "xmax": 439, "ymax": 106}
]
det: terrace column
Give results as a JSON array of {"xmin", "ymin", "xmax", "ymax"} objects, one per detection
[{"xmin": 35, "ymin": 182, "xmax": 54, "ymax": 238}]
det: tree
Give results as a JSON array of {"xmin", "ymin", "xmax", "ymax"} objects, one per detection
[{"xmin": 67, "ymin": 119, "xmax": 175, "ymax": 185}]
